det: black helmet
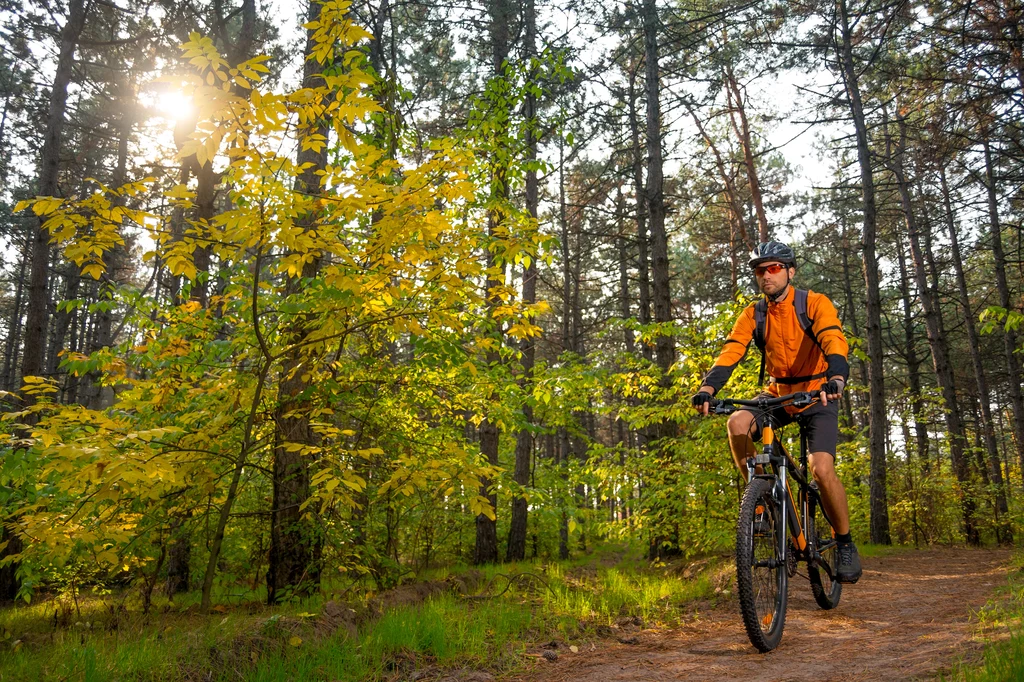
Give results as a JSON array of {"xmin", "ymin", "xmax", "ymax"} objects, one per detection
[{"xmin": 748, "ymin": 241, "xmax": 796, "ymax": 269}]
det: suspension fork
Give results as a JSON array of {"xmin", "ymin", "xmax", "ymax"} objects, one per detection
[
  {"xmin": 756, "ymin": 424, "xmax": 790, "ymax": 566},
  {"xmin": 759, "ymin": 425, "xmax": 807, "ymax": 562}
]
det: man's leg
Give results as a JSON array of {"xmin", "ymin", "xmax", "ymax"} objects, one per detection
[
  {"xmin": 727, "ymin": 410, "xmax": 759, "ymax": 480},
  {"xmin": 807, "ymin": 452, "xmax": 850, "ymax": 535},
  {"xmin": 803, "ymin": 406, "xmax": 861, "ymax": 583}
]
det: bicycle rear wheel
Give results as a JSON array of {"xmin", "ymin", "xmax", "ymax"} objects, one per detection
[
  {"xmin": 736, "ymin": 477, "xmax": 787, "ymax": 652},
  {"xmin": 807, "ymin": 493, "xmax": 841, "ymax": 609}
]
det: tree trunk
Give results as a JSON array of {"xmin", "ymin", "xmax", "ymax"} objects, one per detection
[
  {"xmin": 475, "ymin": 0, "xmax": 516, "ymax": 566},
  {"xmin": 642, "ymin": 0, "xmax": 674, "ymax": 439},
  {"xmin": 267, "ymin": 0, "xmax": 328, "ymax": 602},
  {"xmin": 83, "ymin": 77, "xmax": 133, "ymax": 410},
  {"xmin": 981, "ymin": 138, "xmax": 1024, "ymax": 489},
  {"xmin": 3, "ymin": 0, "xmax": 88, "ymax": 603},
  {"xmin": 839, "ymin": 220, "xmax": 868, "ymax": 429},
  {"xmin": 21, "ymin": 0, "xmax": 87, "ymax": 391},
  {"xmin": 685, "ymin": 100, "xmax": 749, "ymax": 248},
  {"xmin": 46, "ymin": 266, "xmax": 79, "ymax": 379},
  {"xmin": 617, "ymin": 187, "xmax": 636, "ymax": 354},
  {"xmin": 938, "ymin": 164, "xmax": 1010, "ymax": 542},
  {"xmin": 627, "ymin": 62, "xmax": 652, "ymax": 362},
  {"xmin": 836, "ymin": 0, "xmax": 889, "ymax": 544},
  {"xmin": 506, "ymin": 0, "xmax": 538, "ymax": 563},
  {"xmin": 723, "ymin": 65, "xmax": 769, "ymax": 241},
  {"xmin": 902, "ymin": 167, "xmax": 978, "ymax": 545},
  {"xmin": 2, "ymin": 234, "xmax": 28, "ymax": 394},
  {"xmin": 894, "ymin": 230, "xmax": 930, "ymax": 467}
]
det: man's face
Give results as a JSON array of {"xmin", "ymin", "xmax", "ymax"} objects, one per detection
[{"xmin": 753, "ymin": 261, "xmax": 793, "ymax": 297}]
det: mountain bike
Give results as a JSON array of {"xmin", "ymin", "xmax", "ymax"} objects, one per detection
[{"xmin": 708, "ymin": 391, "xmax": 842, "ymax": 652}]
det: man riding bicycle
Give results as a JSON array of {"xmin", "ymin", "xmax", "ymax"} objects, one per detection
[{"xmin": 692, "ymin": 241, "xmax": 862, "ymax": 584}]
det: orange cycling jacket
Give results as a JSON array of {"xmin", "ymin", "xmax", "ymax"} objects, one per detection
[{"xmin": 702, "ymin": 286, "xmax": 850, "ymax": 413}]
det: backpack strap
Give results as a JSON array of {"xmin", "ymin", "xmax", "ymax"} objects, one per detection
[{"xmin": 793, "ymin": 288, "xmax": 819, "ymax": 348}]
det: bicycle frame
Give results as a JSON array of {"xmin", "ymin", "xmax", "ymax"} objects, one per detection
[
  {"xmin": 753, "ymin": 430, "xmax": 838, "ymax": 581},
  {"xmin": 718, "ymin": 393, "xmax": 838, "ymax": 581}
]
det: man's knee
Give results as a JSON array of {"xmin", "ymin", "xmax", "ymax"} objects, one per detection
[
  {"xmin": 727, "ymin": 410, "xmax": 755, "ymax": 437},
  {"xmin": 808, "ymin": 452, "xmax": 837, "ymax": 483}
]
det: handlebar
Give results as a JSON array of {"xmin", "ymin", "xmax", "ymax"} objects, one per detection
[{"xmin": 709, "ymin": 391, "xmax": 818, "ymax": 415}]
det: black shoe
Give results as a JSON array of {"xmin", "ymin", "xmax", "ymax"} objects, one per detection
[{"xmin": 836, "ymin": 541, "xmax": 862, "ymax": 584}]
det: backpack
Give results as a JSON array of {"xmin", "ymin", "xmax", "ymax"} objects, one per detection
[{"xmin": 751, "ymin": 288, "xmax": 827, "ymax": 386}]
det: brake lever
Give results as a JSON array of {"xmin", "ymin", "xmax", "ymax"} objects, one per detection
[
  {"xmin": 791, "ymin": 392, "xmax": 814, "ymax": 408},
  {"xmin": 712, "ymin": 400, "xmax": 735, "ymax": 415}
]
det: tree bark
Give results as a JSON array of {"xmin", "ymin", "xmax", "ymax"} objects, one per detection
[
  {"xmin": 474, "ymin": 0, "xmax": 516, "ymax": 566},
  {"xmin": 723, "ymin": 65, "xmax": 769, "ymax": 241},
  {"xmin": 981, "ymin": 138, "xmax": 1024, "ymax": 488},
  {"xmin": 21, "ymin": 0, "xmax": 87, "ymax": 392},
  {"xmin": 506, "ymin": 0, "xmax": 538, "ymax": 562},
  {"xmin": 627, "ymin": 62, "xmax": 653, "ymax": 362},
  {"xmin": 894, "ymin": 230, "xmax": 930, "ymax": 467},
  {"xmin": 938, "ymin": 164, "xmax": 1010, "ymax": 542},
  {"xmin": 267, "ymin": 0, "xmax": 327, "ymax": 602},
  {"xmin": 642, "ymin": 0, "xmax": 675, "ymax": 438},
  {"xmin": 685, "ymin": 100, "xmax": 749, "ymax": 248},
  {"xmin": 3, "ymin": 0, "xmax": 88, "ymax": 603},
  {"xmin": 836, "ymin": 0, "xmax": 889, "ymax": 544},
  {"xmin": 901, "ymin": 166, "xmax": 979, "ymax": 545},
  {"xmin": 2, "ymin": 234, "xmax": 28, "ymax": 394}
]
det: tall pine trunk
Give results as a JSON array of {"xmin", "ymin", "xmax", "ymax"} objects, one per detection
[
  {"xmin": 642, "ymin": 0, "xmax": 674, "ymax": 434},
  {"xmin": 981, "ymin": 138, "xmax": 1024, "ymax": 487},
  {"xmin": 836, "ymin": 0, "xmax": 889, "ymax": 544},
  {"xmin": 723, "ymin": 65, "xmax": 768, "ymax": 241},
  {"xmin": 627, "ymin": 63, "xmax": 653, "ymax": 363},
  {"xmin": 938, "ymin": 165, "xmax": 1010, "ymax": 542},
  {"xmin": 506, "ymin": 0, "xmax": 538, "ymax": 562},
  {"xmin": 903, "ymin": 169, "xmax": 979, "ymax": 545},
  {"xmin": 21, "ymin": 0, "xmax": 87, "ymax": 394},
  {"xmin": 894, "ymin": 233, "xmax": 930, "ymax": 467},
  {"xmin": 4, "ymin": 0, "xmax": 88, "ymax": 603}
]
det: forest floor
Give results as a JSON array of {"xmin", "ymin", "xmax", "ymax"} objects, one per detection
[
  {"xmin": 1, "ymin": 547, "xmax": 1017, "ymax": 681},
  {"xmin": 508, "ymin": 548, "xmax": 1013, "ymax": 682}
]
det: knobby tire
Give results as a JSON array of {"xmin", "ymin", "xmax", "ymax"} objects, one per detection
[
  {"xmin": 736, "ymin": 477, "xmax": 787, "ymax": 652},
  {"xmin": 807, "ymin": 494, "xmax": 842, "ymax": 610}
]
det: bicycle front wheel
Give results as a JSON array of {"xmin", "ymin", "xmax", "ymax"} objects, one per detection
[
  {"xmin": 736, "ymin": 477, "xmax": 788, "ymax": 652},
  {"xmin": 808, "ymin": 494, "xmax": 842, "ymax": 609}
]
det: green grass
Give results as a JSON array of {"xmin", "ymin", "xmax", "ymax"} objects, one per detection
[
  {"xmin": 942, "ymin": 551, "xmax": 1024, "ymax": 682},
  {"xmin": 856, "ymin": 542, "xmax": 912, "ymax": 559},
  {"xmin": 0, "ymin": 548, "xmax": 727, "ymax": 682}
]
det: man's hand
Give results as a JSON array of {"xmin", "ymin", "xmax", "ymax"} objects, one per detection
[
  {"xmin": 692, "ymin": 386, "xmax": 715, "ymax": 416},
  {"xmin": 819, "ymin": 377, "xmax": 845, "ymax": 407}
]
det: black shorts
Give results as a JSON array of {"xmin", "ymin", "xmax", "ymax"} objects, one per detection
[{"xmin": 740, "ymin": 394, "xmax": 840, "ymax": 457}]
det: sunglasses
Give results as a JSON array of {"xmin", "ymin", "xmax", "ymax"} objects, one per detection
[{"xmin": 754, "ymin": 263, "xmax": 787, "ymax": 276}]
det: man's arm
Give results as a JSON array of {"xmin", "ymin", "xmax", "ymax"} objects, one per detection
[
  {"xmin": 809, "ymin": 292, "xmax": 849, "ymax": 406},
  {"xmin": 808, "ymin": 292, "xmax": 849, "ymax": 383},
  {"xmin": 695, "ymin": 304, "xmax": 757, "ymax": 414}
]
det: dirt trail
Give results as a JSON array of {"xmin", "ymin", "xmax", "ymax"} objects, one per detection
[{"xmin": 513, "ymin": 549, "xmax": 1011, "ymax": 682}]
